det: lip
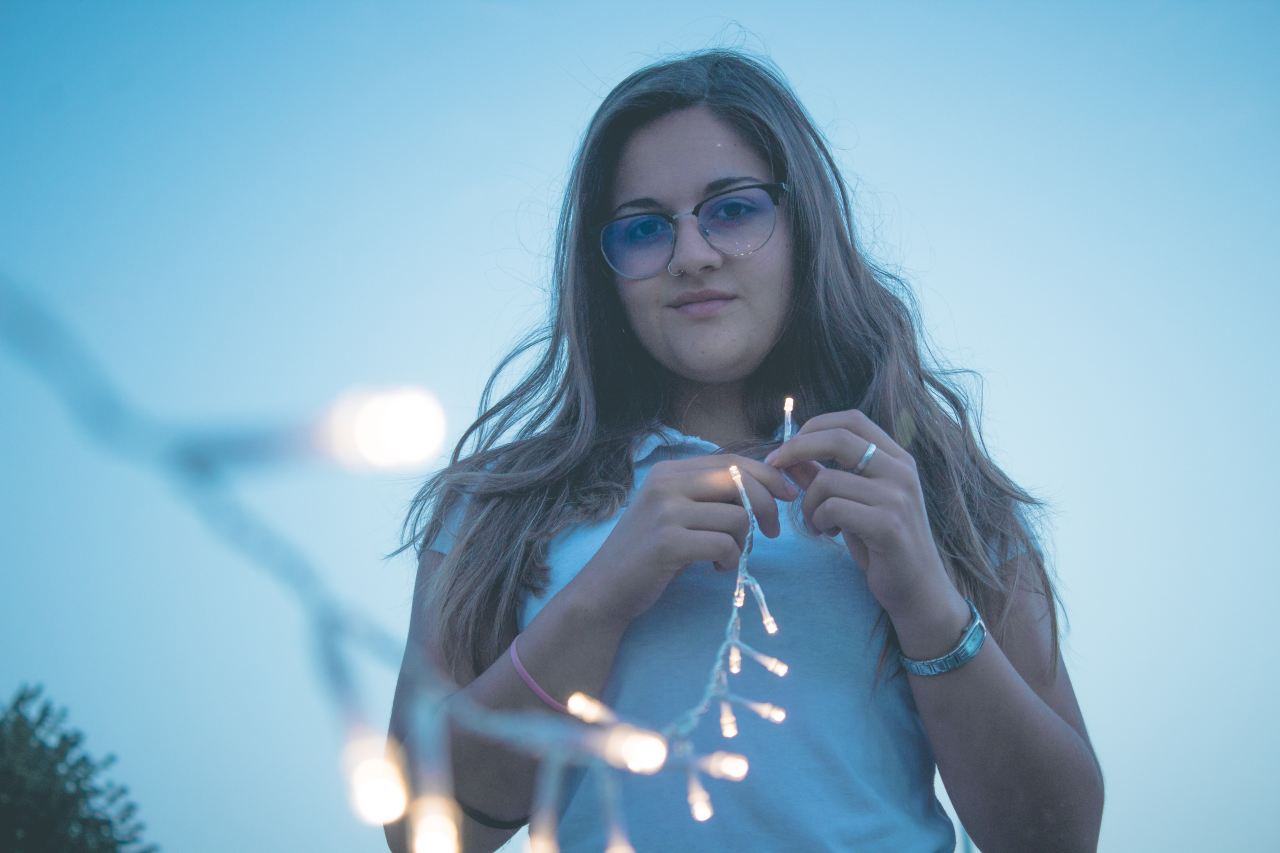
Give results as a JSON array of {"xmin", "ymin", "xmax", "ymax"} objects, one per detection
[
  {"xmin": 673, "ymin": 297, "xmax": 736, "ymax": 318},
  {"xmin": 668, "ymin": 289, "xmax": 736, "ymax": 308}
]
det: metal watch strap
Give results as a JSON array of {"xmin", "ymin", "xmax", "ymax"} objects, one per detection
[{"xmin": 898, "ymin": 597, "xmax": 986, "ymax": 677}]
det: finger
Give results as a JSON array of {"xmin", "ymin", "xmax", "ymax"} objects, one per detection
[
  {"xmin": 741, "ymin": 455, "xmax": 807, "ymax": 512},
  {"xmin": 738, "ymin": 472, "xmax": 784, "ymax": 539},
  {"xmin": 680, "ymin": 458, "xmax": 794, "ymax": 538},
  {"xmin": 778, "ymin": 459, "xmax": 822, "ymax": 492},
  {"xmin": 731, "ymin": 456, "xmax": 802, "ymax": 535},
  {"xmin": 675, "ymin": 527, "xmax": 743, "ymax": 574},
  {"xmin": 811, "ymin": 495, "xmax": 879, "ymax": 544},
  {"xmin": 682, "ymin": 454, "xmax": 799, "ymax": 503},
  {"xmin": 675, "ymin": 464, "xmax": 740, "ymax": 503},
  {"xmin": 796, "ymin": 409, "xmax": 907, "ymax": 462},
  {"xmin": 678, "ymin": 500, "xmax": 755, "ymax": 551},
  {"xmin": 765, "ymin": 430, "xmax": 888, "ymax": 478},
  {"xmin": 802, "ymin": 468, "xmax": 882, "ymax": 534}
]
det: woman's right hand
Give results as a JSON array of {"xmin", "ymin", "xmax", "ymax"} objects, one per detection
[{"xmin": 577, "ymin": 455, "xmax": 801, "ymax": 628}]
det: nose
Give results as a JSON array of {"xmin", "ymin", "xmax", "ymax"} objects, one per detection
[{"xmin": 668, "ymin": 212, "xmax": 723, "ymax": 277}]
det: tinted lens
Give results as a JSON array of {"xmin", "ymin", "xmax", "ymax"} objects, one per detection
[
  {"xmin": 601, "ymin": 214, "xmax": 674, "ymax": 279},
  {"xmin": 700, "ymin": 186, "xmax": 776, "ymax": 256},
  {"xmin": 599, "ymin": 185, "xmax": 780, "ymax": 279}
]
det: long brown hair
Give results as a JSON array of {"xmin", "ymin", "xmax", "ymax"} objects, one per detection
[{"xmin": 387, "ymin": 46, "xmax": 1066, "ymax": 692}]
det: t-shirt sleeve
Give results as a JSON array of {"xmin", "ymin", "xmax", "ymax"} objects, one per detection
[{"xmin": 423, "ymin": 493, "xmax": 472, "ymax": 556}]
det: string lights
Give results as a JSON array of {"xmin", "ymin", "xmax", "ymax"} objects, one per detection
[{"xmin": 0, "ymin": 276, "xmax": 801, "ymax": 852}]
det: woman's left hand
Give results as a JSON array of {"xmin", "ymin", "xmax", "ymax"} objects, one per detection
[{"xmin": 763, "ymin": 408, "xmax": 952, "ymax": 621}]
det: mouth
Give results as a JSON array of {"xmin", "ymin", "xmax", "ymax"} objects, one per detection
[
  {"xmin": 668, "ymin": 288, "xmax": 736, "ymax": 309},
  {"xmin": 671, "ymin": 297, "xmax": 736, "ymax": 318}
]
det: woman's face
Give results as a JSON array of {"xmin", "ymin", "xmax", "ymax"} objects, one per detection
[{"xmin": 606, "ymin": 104, "xmax": 794, "ymax": 391}]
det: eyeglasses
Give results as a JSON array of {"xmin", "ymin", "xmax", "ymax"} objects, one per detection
[{"xmin": 598, "ymin": 181, "xmax": 789, "ymax": 280}]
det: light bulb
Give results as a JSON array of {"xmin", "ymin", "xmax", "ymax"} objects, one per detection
[
  {"xmin": 567, "ymin": 692, "xmax": 616, "ymax": 724},
  {"xmin": 342, "ymin": 732, "xmax": 408, "ymax": 825},
  {"xmin": 687, "ymin": 772, "xmax": 714, "ymax": 822},
  {"xmin": 604, "ymin": 828, "xmax": 635, "ymax": 853},
  {"xmin": 728, "ymin": 646, "xmax": 741, "ymax": 674},
  {"xmin": 699, "ymin": 751, "xmax": 749, "ymax": 781},
  {"xmin": 747, "ymin": 579, "xmax": 779, "ymax": 634},
  {"xmin": 745, "ymin": 700, "xmax": 787, "ymax": 723},
  {"xmin": 745, "ymin": 647, "xmax": 788, "ymax": 677},
  {"xmin": 528, "ymin": 827, "xmax": 558, "ymax": 853},
  {"xmin": 599, "ymin": 724, "xmax": 667, "ymax": 774},
  {"xmin": 320, "ymin": 386, "xmax": 446, "ymax": 471},
  {"xmin": 410, "ymin": 794, "xmax": 459, "ymax": 853},
  {"xmin": 719, "ymin": 701, "xmax": 738, "ymax": 738}
]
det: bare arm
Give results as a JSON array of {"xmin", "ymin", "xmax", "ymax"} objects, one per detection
[
  {"xmin": 384, "ymin": 547, "xmax": 628, "ymax": 853},
  {"xmin": 384, "ymin": 455, "xmax": 796, "ymax": 852}
]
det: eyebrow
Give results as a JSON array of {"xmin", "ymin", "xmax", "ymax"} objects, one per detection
[{"xmin": 611, "ymin": 176, "xmax": 765, "ymax": 217}]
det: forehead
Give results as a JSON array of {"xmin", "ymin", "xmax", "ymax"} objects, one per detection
[{"xmin": 610, "ymin": 105, "xmax": 770, "ymax": 204}]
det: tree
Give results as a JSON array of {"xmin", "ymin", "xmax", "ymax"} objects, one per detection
[{"xmin": 0, "ymin": 684, "xmax": 158, "ymax": 852}]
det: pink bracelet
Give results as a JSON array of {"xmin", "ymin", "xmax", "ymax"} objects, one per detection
[{"xmin": 509, "ymin": 634, "xmax": 570, "ymax": 714}]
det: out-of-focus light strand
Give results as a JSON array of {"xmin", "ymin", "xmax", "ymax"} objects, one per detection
[{"xmin": 0, "ymin": 277, "xmax": 801, "ymax": 851}]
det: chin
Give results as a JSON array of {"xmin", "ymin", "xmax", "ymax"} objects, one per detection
[{"xmin": 670, "ymin": 357, "xmax": 762, "ymax": 385}]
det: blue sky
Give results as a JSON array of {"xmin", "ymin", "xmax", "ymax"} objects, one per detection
[{"xmin": 1, "ymin": 2, "xmax": 1276, "ymax": 850}]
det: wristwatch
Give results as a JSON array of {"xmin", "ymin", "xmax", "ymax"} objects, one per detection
[{"xmin": 898, "ymin": 597, "xmax": 986, "ymax": 677}]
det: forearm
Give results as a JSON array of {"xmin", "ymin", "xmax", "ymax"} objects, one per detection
[
  {"xmin": 891, "ymin": 587, "xmax": 1103, "ymax": 853},
  {"xmin": 406, "ymin": 565, "xmax": 629, "ymax": 825}
]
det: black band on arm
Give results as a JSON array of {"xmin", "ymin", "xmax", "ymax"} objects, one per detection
[{"xmin": 455, "ymin": 794, "xmax": 530, "ymax": 830}]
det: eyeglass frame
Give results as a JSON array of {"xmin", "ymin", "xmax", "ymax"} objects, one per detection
[{"xmin": 595, "ymin": 180, "xmax": 790, "ymax": 280}]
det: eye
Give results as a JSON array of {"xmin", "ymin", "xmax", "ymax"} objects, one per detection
[
  {"xmin": 707, "ymin": 195, "xmax": 761, "ymax": 224},
  {"xmin": 623, "ymin": 215, "xmax": 670, "ymax": 243}
]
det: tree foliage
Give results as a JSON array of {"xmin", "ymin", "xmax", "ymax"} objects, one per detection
[{"xmin": 0, "ymin": 684, "xmax": 158, "ymax": 853}]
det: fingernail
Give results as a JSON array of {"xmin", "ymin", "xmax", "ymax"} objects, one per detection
[{"xmin": 764, "ymin": 449, "xmax": 779, "ymax": 465}]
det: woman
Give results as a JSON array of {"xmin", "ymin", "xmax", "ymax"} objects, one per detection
[{"xmin": 386, "ymin": 48, "xmax": 1103, "ymax": 853}]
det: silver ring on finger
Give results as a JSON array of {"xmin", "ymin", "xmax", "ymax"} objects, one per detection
[{"xmin": 851, "ymin": 442, "xmax": 877, "ymax": 476}]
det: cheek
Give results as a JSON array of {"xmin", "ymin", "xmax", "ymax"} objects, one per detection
[{"xmin": 615, "ymin": 285, "xmax": 661, "ymax": 333}]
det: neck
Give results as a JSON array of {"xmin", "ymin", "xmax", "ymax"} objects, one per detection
[{"xmin": 665, "ymin": 380, "xmax": 754, "ymax": 448}]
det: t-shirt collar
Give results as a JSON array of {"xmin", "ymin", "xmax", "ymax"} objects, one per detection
[{"xmin": 630, "ymin": 420, "xmax": 788, "ymax": 465}]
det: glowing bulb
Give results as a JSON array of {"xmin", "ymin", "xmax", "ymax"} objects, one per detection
[
  {"xmin": 342, "ymin": 732, "xmax": 408, "ymax": 825},
  {"xmin": 728, "ymin": 645, "xmax": 741, "ymax": 674},
  {"xmin": 567, "ymin": 692, "xmax": 616, "ymax": 724},
  {"xmin": 783, "ymin": 397, "xmax": 794, "ymax": 441},
  {"xmin": 320, "ymin": 386, "xmax": 446, "ymax": 470},
  {"xmin": 745, "ymin": 648, "xmax": 788, "ymax": 677},
  {"xmin": 687, "ymin": 772, "xmax": 714, "ymax": 822},
  {"xmin": 719, "ymin": 701, "xmax": 738, "ymax": 738},
  {"xmin": 744, "ymin": 700, "xmax": 787, "ymax": 723},
  {"xmin": 763, "ymin": 656, "xmax": 789, "ymax": 676},
  {"xmin": 599, "ymin": 724, "xmax": 667, "ymax": 774},
  {"xmin": 733, "ymin": 577, "xmax": 746, "ymax": 608},
  {"xmin": 410, "ymin": 794, "xmax": 459, "ymax": 853},
  {"xmin": 747, "ymin": 580, "xmax": 779, "ymax": 634},
  {"xmin": 605, "ymin": 828, "xmax": 635, "ymax": 853},
  {"xmin": 699, "ymin": 751, "xmax": 749, "ymax": 781},
  {"xmin": 528, "ymin": 827, "xmax": 558, "ymax": 853}
]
